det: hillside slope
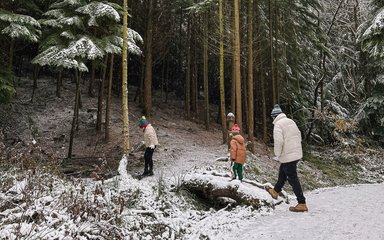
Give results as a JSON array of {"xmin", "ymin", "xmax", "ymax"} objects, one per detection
[{"xmin": 0, "ymin": 76, "xmax": 383, "ymax": 188}]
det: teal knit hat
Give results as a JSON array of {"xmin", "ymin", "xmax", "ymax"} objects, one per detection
[
  {"xmin": 139, "ymin": 116, "xmax": 149, "ymax": 128},
  {"xmin": 271, "ymin": 104, "xmax": 283, "ymax": 118}
]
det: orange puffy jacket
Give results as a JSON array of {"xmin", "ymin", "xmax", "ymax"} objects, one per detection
[{"xmin": 230, "ymin": 135, "xmax": 246, "ymax": 164}]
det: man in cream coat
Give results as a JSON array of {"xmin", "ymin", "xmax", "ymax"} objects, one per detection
[{"xmin": 267, "ymin": 104, "xmax": 308, "ymax": 212}]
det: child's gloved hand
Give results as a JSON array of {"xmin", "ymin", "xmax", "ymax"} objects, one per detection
[
  {"xmin": 272, "ymin": 156, "xmax": 279, "ymax": 161},
  {"xmin": 149, "ymin": 144, "xmax": 155, "ymax": 149}
]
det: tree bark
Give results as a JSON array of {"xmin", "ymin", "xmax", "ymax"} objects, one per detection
[
  {"xmin": 234, "ymin": 0, "xmax": 242, "ymax": 130},
  {"xmin": 247, "ymin": 0, "xmax": 254, "ymax": 152},
  {"xmin": 144, "ymin": 0, "xmax": 154, "ymax": 115},
  {"xmin": 56, "ymin": 69, "xmax": 62, "ymax": 98},
  {"xmin": 185, "ymin": 18, "xmax": 191, "ymax": 118},
  {"xmin": 89, "ymin": 60, "xmax": 96, "ymax": 97},
  {"xmin": 219, "ymin": 0, "xmax": 227, "ymax": 144},
  {"xmin": 105, "ymin": 54, "xmax": 114, "ymax": 142},
  {"xmin": 97, "ymin": 55, "xmax": 108, "ymax": 132},
  {"xmin": 269, "ymin": 0, "xmax": 277, "ymax": 104},
  {"xmin": 203, "ymin": 11, "xmax": 209, "ymax": 130},
  {"xmin": 182, "ymin": 173, "xmax": 274, "ymax": 209},
  {"xmin": 8, "ymin": 39, "xmax": 14, "ymax": 72},
  {"xmin": 122, "ymin": 0, "xmax": 130, "ymax": 154},
  {"xmin": 68, "ymin": 69, "xmax": 80, "ymax": 159}
]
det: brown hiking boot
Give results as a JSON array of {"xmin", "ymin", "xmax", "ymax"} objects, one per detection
[
  {"xmin": 266, "ymin": 187, "xmax": 279, "ymax": 199},
  {"xmin": 289, "ymin": 203, "xmax": 308, "ymax": 212}
]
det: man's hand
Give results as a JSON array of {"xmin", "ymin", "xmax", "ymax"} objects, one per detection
[
  {"xmin": 149, "ymin": 145, "xmax": 155, "ymax": 149},
  {"xmin": 272, "ymin": 156, "xmax": 279, "ymax": 161}
]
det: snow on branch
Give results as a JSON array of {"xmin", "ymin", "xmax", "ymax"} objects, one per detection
[
  {"xmin": 1, "ymin": 23, "xmax": 40, "ymax": 42},
  {"xmin": 76, "ymin": 1, "xmax": 120, "ymax": 23},
  {"xmin": 0, "ymin": 10, "xmax": 40, "ymax": 27},
  {"xmin": 65, "ymin": 36, "xmax": 104, "ymax": 60}
]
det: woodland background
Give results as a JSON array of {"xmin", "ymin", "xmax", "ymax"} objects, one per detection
[
  {"xmin": 0, "ymin": 0, "xmax": 383, "ymax": 160},
  {"xmin": 0, "ymin": 1, "xmax": 384, "ymax": 239}
]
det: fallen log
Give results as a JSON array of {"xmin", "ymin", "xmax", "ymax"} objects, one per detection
[{"xmin": 182, "ymin": 172, "xmax": 276, "ymax": 209}]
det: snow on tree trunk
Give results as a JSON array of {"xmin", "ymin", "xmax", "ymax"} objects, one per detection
[{"xmin": 182, "ymin": 172, "xmax": 276, "ymax": 209}]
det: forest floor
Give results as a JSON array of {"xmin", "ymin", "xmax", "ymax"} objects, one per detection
[{"xmin": 0, "ymin": 76, "xmax": 383, "ymax": 190}]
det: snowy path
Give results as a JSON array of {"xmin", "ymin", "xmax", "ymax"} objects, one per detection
[{"xmin": 219, "ymin": 183, "xmax": 384, "ymax": 240}]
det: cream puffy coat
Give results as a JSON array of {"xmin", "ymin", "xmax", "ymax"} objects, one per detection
[
  {"xmin": 143, "ymin": 124, "xmax": 158, "ymax": 147},
  {"xmin": 273, "ymin": 113, "xmax": 303, "ymax": 163}
]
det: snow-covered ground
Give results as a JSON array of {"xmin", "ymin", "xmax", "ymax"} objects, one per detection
[
  {"xmin": 221, "ymin": 183, "xmax": 384, "ymax": 240},
  {"xmin": 1, "ymin": 77, "xmax": 384, "ymax": 239},
  {"xmin": 1, "ymin": 158, "xmax": 383, "ymax": 240}
]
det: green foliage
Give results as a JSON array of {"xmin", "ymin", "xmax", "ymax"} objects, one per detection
[
  {"xmin": 362, "ymin": 80, "xmax": 384, "ymax": 141},
  {"xmin": 0, "ymin": 8, "xmax": 41, "ymax": 42},
  {"xmin": 32, "ymin": 0, "xmax": 142, "ymax": 71},
  {"xmin": 0, "ymin": 69, "xmax": 15, "ymax": 103},
  {"xmin": 357, "ymin": 7, "xmax": 384, "ymax": 59},
  {"xmin": 356, "ymin": 2, "xmax": 384, "ymax": 144},
  {"xmin": 301, "ymin": 148, "xmax": 362, "ymax": 190}
]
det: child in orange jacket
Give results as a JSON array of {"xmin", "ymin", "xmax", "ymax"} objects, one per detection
[{"xmin": 229, "ymin": 124, "xmax": 246, "ymax": 181}]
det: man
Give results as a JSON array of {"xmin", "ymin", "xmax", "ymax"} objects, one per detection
[
  {"xmin": 139, "ymin": 116, "xmax": 158, "ymax": 177},
  {"xmin": 267, "ymin": 104, "xmax": 308, "ymax": 212}
]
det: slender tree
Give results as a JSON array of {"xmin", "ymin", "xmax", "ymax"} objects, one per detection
[
  {"xmin": 218, "ymin": 0, "xmax": 227, "ymax": 143},
  {"xmin": 203, "ymin": 10, "xmax": 209, "ymax": 129},
  {"xmin": 105, "ymin": 54, "xmax": 114, "ymax": 141},
  {"xmin": 269, "ymin": 0, "xmax": 276, "ymax": 104},
  {"xmin": 122, "ymin": 0, "xmax": 130, "ymax": 154},
  {"xmin": 246, "ymin": 0, "xmax": 254, "ymax": 152},
  {"xmin": 143, "ymin": 0, "xmax": 154, "ymax": 115},
  {"xmin": 233, "ymin": 0, "xmax": 242, "ymax": 130},
  {"xmin": 96, "ymin": 55, "xmax": 108, "ymax": 132}
]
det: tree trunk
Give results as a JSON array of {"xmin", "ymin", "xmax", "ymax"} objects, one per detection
[
  {"xmin": 105, "ymin": 54, "xmax": 114, "ymax": 142},
  {"xmin": 185, "ymin": 18, "xmax": 191, "ymax": 118},
  {"xmin": 144, "ymin": 0, "xmax": 154, "ymax": 115},
  {"xmin": 89, "ymin": 60, "xmax": 96, "ymax": 97},
  {"xmin": 182, "ymin": 173, "xmax": 274, "ymax": 209},
  {"xmin": 269, "ymin": 0, "xmax": 277, "ymax": 104},
  {"xmin": 234, "ymin": 0, "xmax": 242, "ymax": 130},
  {"xmin": 97, "ymin": 55, "xmax": 108, "ymax": 132},
  {"xmin": 203, "ymin": 11, "xmax": 209, "ymax": 130},
  {"xmin": 219, "ymin": 0, "xmax": 227, "ymax": 144},
  {"xmin": 165, "ymin": 59, "xmax": 169, "ymax": 103},
  {"xmin": 191, "ymin": 16, "xmax": 198, "ymax": 114},
  {"xmin": 30, "ymin": 65, "xmax": 39, "ymax": 102},
  {"xmin": 253, "ymin": 0, "xmax": 268, "ymax": 143},
  {"xmin": 56, "ymin": 69, "xmax": 62, "ymax": 98},
  {"xmin": 247, "ymin": 0, "xmax": 254, "ymax": 153},
  {"xmin": 122, "ymin": 0, "xmax": 130, "ymax": 154},
  {"xmin": 274, "ymin": 0, "xmax": 279, "ymax": 103},
  {"xmin": 68, "ymin": 69, "xmax": 80, "ymax": 159},
  {"xmin": 8, "ymin": 39, "xmax": 14, "ymax": 72}
]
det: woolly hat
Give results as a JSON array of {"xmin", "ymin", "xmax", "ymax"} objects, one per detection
[
  {"xmin": 139, "ymin": 116, "xmax": 149, "ymax": 128},
  {"xmin": 231, "ymin": 124, "xmax": 241, "ymax": 133},
  {"xmin": 271, "ymin": 104, "xmax": 283, "ymax": 118}
]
